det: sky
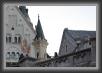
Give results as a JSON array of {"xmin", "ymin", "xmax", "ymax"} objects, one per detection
[{"xmin": 26, "ymin": 6, "xmax": 96, "ymax": 56}]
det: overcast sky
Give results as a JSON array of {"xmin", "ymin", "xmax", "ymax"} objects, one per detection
[{"xmin": 26, "ymin": 6, "xmax": 96, "ymax": 56}]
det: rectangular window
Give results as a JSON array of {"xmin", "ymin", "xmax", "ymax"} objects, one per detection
[
  {"xmin": 14, "ymin": 37, "xmax": 17, "ymax": 43},
  {"xmin": 18, "ymin": 37, "xmax": 21, "ymax": 43},
  {"xmin": 9, "ymin": 37, "xmax": 11, "ymax": 43},
  {"xmin": 37, "ymin": 52, "xmax": 39, "ymax": 58},
  {"xmin": 6, "ymin": 37, "xmax": 8, "ymax": 43},
  {"xmin": 89, "ymin": 42, "xmax": 91, "ymax": 45}
]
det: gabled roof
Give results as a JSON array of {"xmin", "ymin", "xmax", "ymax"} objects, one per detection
[
  {"xmin": 35, "ymin": 15, "xmax": 45, "ymax": 40},
  {"xmin": 59, "ymin": 28, "xmax": 96, "ymax": 55},
  {"xmin": 64, "ymin": 28, "xmax": 96, "ymax": 40}
]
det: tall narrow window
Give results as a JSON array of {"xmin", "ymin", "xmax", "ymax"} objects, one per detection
[
  {"xmin": 18, "ymin": 37, "xmax": 21, "ymax": 43},
  {"xmin": 37, "ymin": 52, "xmax": 39, "ymax": 58},
  {"xmin": 14, "ymin": 37, "xmax": 17, "ymax": 43},
  {"xmin": 89, "ymin": 42, "xmax": 91, "ymax": 45},
  {"xmin": 12, "ymin": 52, "xmax": 15, "ymax": 59},
  {"xmin": 16, "ymin": 52, "xmax": 20, "ymax": 59},
  {"xmin": 6, "ymin": 37, "xmax": 8, "ymax": 43},
  {"xmin": 9, "ymin": 37, "xmax": 11, "ymax": 43},
  {"xmin": 6, "ymin": 52, "xmax": 10, "ymax": 59}
]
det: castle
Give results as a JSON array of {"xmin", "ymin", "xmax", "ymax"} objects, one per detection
[{"xmin": 3, "ymin": 5, "xmax": 96, "ymax": 67}]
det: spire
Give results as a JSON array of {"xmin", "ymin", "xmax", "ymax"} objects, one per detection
[
  {"xmin": 35, "ymin": 14, "xmax": 45, "ymax": 40},
  {"xmin": 38, "ymin": 14, "xmax": 39, "ymax": 19}
]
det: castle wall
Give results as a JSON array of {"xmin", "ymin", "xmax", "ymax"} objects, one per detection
[
  {"xmin": 3, "ymin": 5, "xmax": 36, "ymax": 67},
  {"xmin": 19, "ymin": 48, "xmax": 96, "ymax": 67}
]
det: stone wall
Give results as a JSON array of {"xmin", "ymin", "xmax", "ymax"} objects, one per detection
[{"xmin": 19, "ymin": 48, "xmax": 96, "ymax": 67}]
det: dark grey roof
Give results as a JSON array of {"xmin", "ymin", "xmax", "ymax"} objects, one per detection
[
  {"xmin": 59, "ymin": 28, "xmax": 96, "ymax": 56},
  {"xmin": 35, "ymin": 15, "xmax": 45, "ymax": 40},
  {"xmin": 19, "ymin": 6, "xmax": 28, "ymax": 17},
  {"xmin": 64, "ymin": 28, "xmax": 96, "ymax": 40}
]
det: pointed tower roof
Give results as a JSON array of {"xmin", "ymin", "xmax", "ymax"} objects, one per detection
[{"xmin": 35, "ymin": 14, "xmax": 45, "ymax": 40}]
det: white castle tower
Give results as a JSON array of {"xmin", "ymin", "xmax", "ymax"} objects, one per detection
[{"xmin": 33, "ymin": 15, "xmax": 48, "ymax": 61}]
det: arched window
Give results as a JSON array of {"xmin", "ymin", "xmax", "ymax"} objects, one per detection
[
  {"xmin": 6, "ymin": 52, "xmax": 10, "ymax": 59},
  {"xmin": 11, "ymin": 52, "xmax": 15, "ymax": 59},
  {"xmin": 17, "ymin": 52, "xmax": 20, "ymax": 56},
  {"xmin": 12, "ymin": 52, "xmax": 15, "ymax": 56},
  {"xmin": 17, "ymin": 52, "xmax": 20, "ymax": 57},
  {"xmin": 16, "ymin": 52, "xmax": 20, "ymax": 59}
]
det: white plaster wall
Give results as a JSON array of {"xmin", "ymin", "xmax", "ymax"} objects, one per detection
[{"xmin": 4, "ymin": 5, "xmax": 36, "ymax": 64}]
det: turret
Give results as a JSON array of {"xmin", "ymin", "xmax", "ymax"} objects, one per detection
[{"xmin": 33, "ymin": 14, "xmax": 48, "ymax": 61}]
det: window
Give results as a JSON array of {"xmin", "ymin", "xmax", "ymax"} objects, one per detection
[
  {"xmin": 17, "ymin": 52, "xmax": 20, "ymax": 56},
  {"xmin": 9, "ymin": 37, "xmax": 11, "ymax": 43},
  {"xmin": 17, "ymin": 52, "xmax": 19, "ymax": 55},
  {"xmin": 14, "ymin": 34, "xmax": 21, "ymax": 44},
  {"xmin": 6, "ymin": 37, "xmax": 8, "ymax": 43},
  {"xmin": 37, "ymin": 52, "xmax": 39, "ymax": 58},
  {"xmin": 16, "ymin": 52, "xmax": 20, "ymax": 59},
  {"xmin": 6, "ymin": 52, "xmax": 10, "ymax": 59},
  {"xmin": 11, "ymin": 27, "xmax": 14, "ymax": 30},
  {"xmin": 14, "ymin": 37, "xmax": 17, "ymax": 43},
  {"xmin": 11, "ymin": 52, "xmax": 15, "ymax": 59},
  {"xmin": 7, "ymin": 52, "xmax": 10, "ymax": 54},
  {"xmin": 18, "ymin": 37, "xmax": 21, "ymax": 43},
  {"xmin": 12, "ymin": 52, "xmax": 15, "ymax": 56},
  {"xmin": 6, "ymin": 35, "xmax": 12, "ymax": 43},
  {"xmin": 66, "ymin": 45, "xmax": 67, "ymax": 48},
  {"xmin": 89, "ymin": 42, "xmax": 91, "ymax": 45}
]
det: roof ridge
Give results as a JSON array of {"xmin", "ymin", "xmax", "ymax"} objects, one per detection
[{"xmin": 68, "ymin": 30, "xmax": 96, "ymax": 32}]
